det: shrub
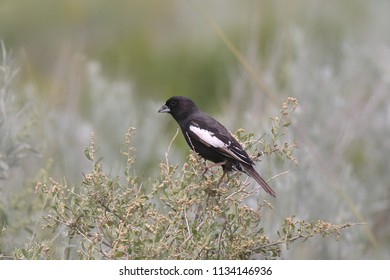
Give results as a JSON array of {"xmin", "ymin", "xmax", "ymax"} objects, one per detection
[{"xmin": 12, "ymin": 97, "xmax": 357, "ymax": 260}]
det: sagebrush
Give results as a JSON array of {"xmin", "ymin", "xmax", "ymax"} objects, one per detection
[{"xmin": 5, "ymin": 97, "xmax": 357, "ymax": 260}]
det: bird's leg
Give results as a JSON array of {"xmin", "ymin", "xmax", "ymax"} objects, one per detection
[
  {"xmin": 216, "ymin": 170, "xmax": 226, "ymax": 188},
  {"xmin": 201, "ymin": 160, "xmax": 227, "ymax": 177}
]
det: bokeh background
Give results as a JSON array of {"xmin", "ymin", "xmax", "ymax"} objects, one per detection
[{"xmin": 0, "ymin": 0, "xmax": 389, "ymax": 259}]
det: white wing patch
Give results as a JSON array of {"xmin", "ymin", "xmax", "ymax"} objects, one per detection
[{"xmin": 189, "ymin": 125, "xmax": 226, "ymax": 148}]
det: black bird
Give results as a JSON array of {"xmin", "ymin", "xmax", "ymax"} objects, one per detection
[{"xmin": 158, "ymin": 96, "xmax": 276, "ymax": 197}]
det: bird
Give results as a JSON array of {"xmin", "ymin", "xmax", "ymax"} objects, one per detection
[{"xmin": 158, "ymin": 96, "xmax": 276, "ymax": 197}]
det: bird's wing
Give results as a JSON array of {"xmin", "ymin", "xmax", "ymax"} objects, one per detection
[{"xmin": 187, "ymin": 118, "xmax": 253, "ymax": 166}]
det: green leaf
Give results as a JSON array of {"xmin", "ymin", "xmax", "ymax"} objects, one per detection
[{"xmin": 84, "ymin": 148, "xmax": 92, "ymax": 161}]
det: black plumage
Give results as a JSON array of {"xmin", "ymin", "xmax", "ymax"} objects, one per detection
[{"xmin": 158, "ymin": 96, "xmax": 276, "ymax": 197}]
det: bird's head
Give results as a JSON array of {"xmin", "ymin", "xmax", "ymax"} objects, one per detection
[{"xmin": 158, "ymin": 96, "xmax": 199, "ymax": 121}]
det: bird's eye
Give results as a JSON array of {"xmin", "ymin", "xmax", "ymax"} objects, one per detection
[{"xmin": 170, "ymin": 100, "xmax": 177, "ymax": 107}]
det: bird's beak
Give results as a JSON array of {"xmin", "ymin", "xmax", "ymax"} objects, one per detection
[{"xmin": 158, "ymin": 104, "xmax": 170, "ymax": 113}]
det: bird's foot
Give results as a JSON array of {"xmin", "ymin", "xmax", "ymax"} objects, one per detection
[{"xmin": 201, "ymin": 166, "xmax": 209, "ymax": 177}]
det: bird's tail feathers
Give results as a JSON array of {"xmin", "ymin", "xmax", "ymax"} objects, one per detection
[{"xmin": 242, "ymin": 164, "xmax": 276, "ymax": 198}]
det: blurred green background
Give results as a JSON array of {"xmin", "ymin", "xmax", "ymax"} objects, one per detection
[{"xmin": 0, "ymin": 0, "xmax": 389, "ymax": 259}]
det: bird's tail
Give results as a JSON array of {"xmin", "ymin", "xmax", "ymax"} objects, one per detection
[{"xmin": 241, "ymin": 164, "xmax": 276, "ymax": 197}]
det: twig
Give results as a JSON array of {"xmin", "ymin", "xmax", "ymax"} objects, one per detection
[
  {"xmin": 165, "ymin": 128, "xmax": 179, "ymax": 172},
  {"xmin": 255, "ymin": 222, "xmax": 364, "ymax": 251},
  {"xmin": 267, "ymin": 170, "xmax": 290, "ymax": 182},
  {"xmin": 241, "ymin": 170, "xmax": 290, "ymax": 200},
  {"xmin": 217, "ymin": 225, "xmax": 226, "ymax": 259},
  {"xmin": 183, "ymin": 208, "xmax": 191, "ymax": 236}
]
